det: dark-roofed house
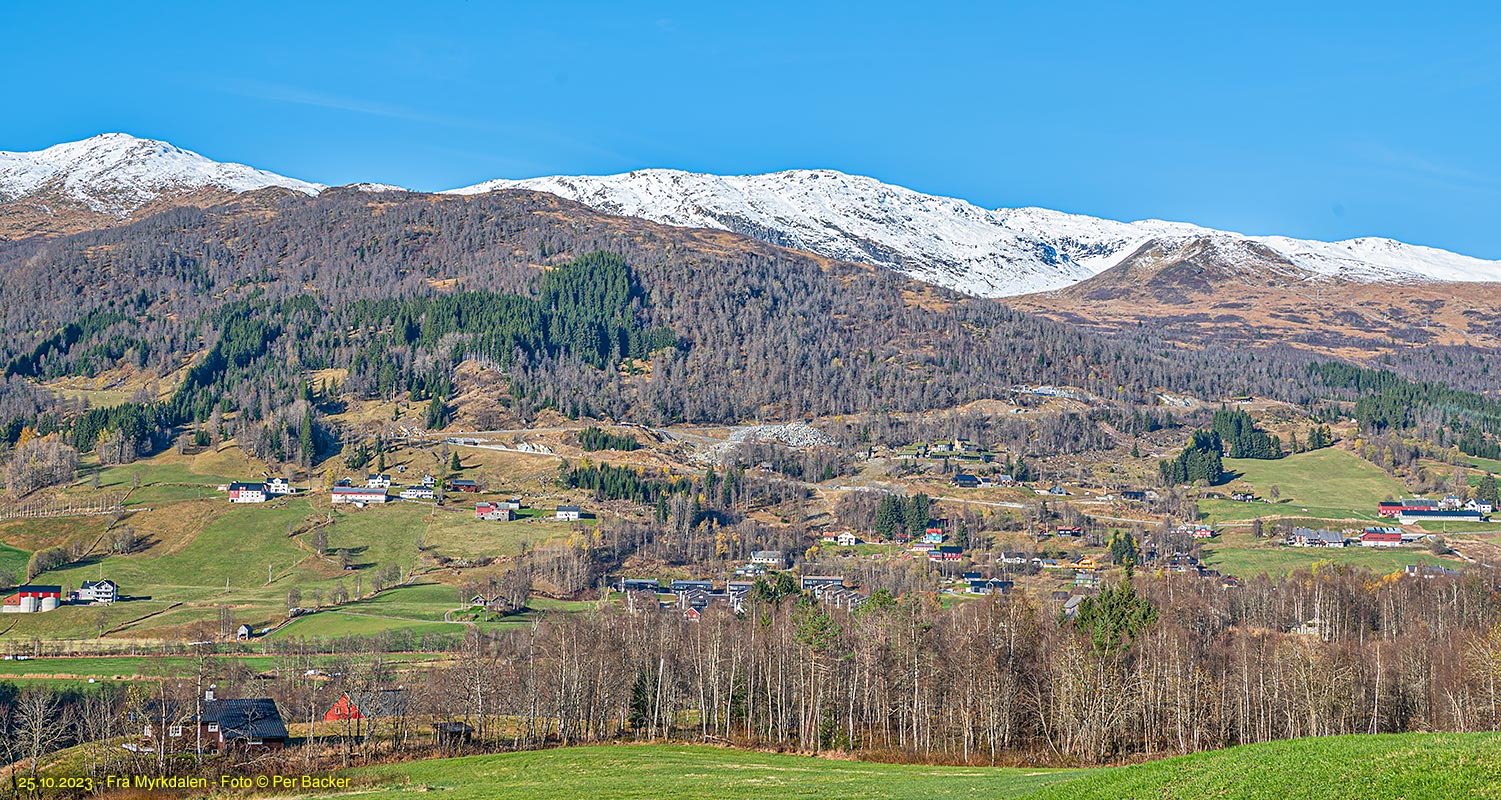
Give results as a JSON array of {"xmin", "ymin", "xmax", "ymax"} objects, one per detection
[{"xmin": 143, "ymin": 694, "xmax": 288, "ymax": 753}]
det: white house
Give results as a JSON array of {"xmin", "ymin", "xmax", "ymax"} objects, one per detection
[
  {"xmin": 555, "ymin": 506, "xmax": 582, "ymax": 521},
  {"xmin": 366, "ymin": 473, "xmax": 392, "ymax": 489},
  {"xmin": 74, "ymin": 579, "xmax": 118, "ymax": 605},
  {"xmin": 227, "ymin": 482, "xmax": 267, "ymax": 503},
  {"xmin": 264, "ymin": 477, "xmax": 296, "ymax": 496},
  {"xmin": 837, "ymin": 532, "xmax": 861, "ymax": 547},
  {"xmin": 399, "ymin": 486, "xmax": 436, "ymax": 500}
]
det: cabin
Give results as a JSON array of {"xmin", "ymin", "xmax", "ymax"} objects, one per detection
[
  {"xmin": 1056, "ymin": 525, "xmax": 1083, "ymax": 537},
  {"xmin": 555, "ymin": 505, "xmax": 582, "ymax": 521},
  {"xmin": 475, "ymin": 502, "xmax": 515, "ymax": 521},
  {"xmin": 331, "ymin": 486, "xmax": 389, "ymax": 505},
  {"xmin": 669, "ymin": 580, "xmax": 714, "ymax": 594},
  {"xmin": 74, "ymin": 579, "xmax": 118, "ymax": 605},
  {"xmin": 235, "ymin": 624, "xmax": 253, "ymax": 640},
  {"xmin": 950, "ymin": 474, "xmax": 980, "ymax": 488},
  {"xmin": 1120, "ymin": 490, "xmax": 1147, "ymax": 503},
  {"xmin": 2, "ymin": 585, "xmax": 63, "ymax": 613},
  {"xmin": 448, "ymin": 479, "xmax": 480, "ymax": 493},
  {"xmin": 620, "ymin": 578, "xmax": 662, "ymax": 593},
  {"xmin": 264, "ymin": 477, "xmax": 296, "ymax": 496},
  {"xmin": 227, "ymin": 482, "xmax": 267, "ymax": 503},
  {"xmin": 366, "ymin": 473, "xmax": 392, "ymax": 489},
  {"xmin": 323, "ymin": 689, "xmax": 407, "ymax": 724},
  {"xmin": 432, "ymin": 721, "xmax": 474, "ymax": 746}
]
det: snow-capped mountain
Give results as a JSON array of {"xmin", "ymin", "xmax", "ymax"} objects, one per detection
[
  {"xmin": 0, "ymin": 133, "xmax": 323, "ymax": 218},
  {"xmin": 4, "ymin": 134, "xmax": 1499, "ymax": 296},
  {"xmin": 449, "ymin": 169, "xmax": 1501, "ymax": 296}
]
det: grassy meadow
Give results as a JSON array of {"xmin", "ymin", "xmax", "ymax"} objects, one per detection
[
  {"xmin": 1202, "ymin": 448, "xmax": 1406, "ymax": 525},
  {"xmin": 311, "ymin": 732, "xmax": 1501, "ymax": 800},
  {"xmin": 344, "ymin": 745, "xmax": 1086, "ymax": 800}
]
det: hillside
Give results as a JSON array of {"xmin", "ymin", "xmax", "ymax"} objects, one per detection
[
  {"xmin": 1010, "ymin": 236, "xmax": 1501, "ymax": 355},
  {"xmin": 323, "ymin": 734, "xmax": 1500, "ymax": 800},
  {"xmin": 0, "ymin": 186, "xmax": 1315, "ymax": 431}
]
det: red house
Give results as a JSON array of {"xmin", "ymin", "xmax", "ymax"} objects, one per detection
[
  {"xmin": 323, "ymin": 690, "xmax": 407, "ymax": 723},
  {"xmin": 1361, "ymin": 530, "xmax": 1403, "ymax": 547}
]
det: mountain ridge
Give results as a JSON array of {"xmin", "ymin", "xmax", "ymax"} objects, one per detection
[{"xmin": 3, "ymin": 133, "xmax": 1499, "ymax": 297}]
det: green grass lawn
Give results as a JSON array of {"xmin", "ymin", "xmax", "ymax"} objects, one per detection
[
  {"xmin": 323, "ymin": 732, "xmax": 1501, "ymax": 800},
  {"xmin": 345, "ymin": 745, "xmax": 1086, "ymax": 800},
  {"xmin": 1026, "ymin": 732, "xmax": 1501, "ymax": 799},
  {"xmin": 1204, "ymin": 449, "xmax": 1406, "ymax": 524}
]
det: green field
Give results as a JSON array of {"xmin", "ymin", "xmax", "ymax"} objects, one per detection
[
  {"xmin": 1198, "ymin": 527, "xmax": 1456, "ymax": 578},
  {"xmin": 1027, "ymin": 732, "xmax": 1501, "ymax": 799},
  {"xmin": 322, "ymin": 733, "xmax": 1501, "ymax": 800},
  {"xmin": 345, "ymin": 745, "xmax": 1085, "ymax": 800},
  {"xmin": 1203, "ymin": 449, "xmax": 1406, "ymax": 524}
]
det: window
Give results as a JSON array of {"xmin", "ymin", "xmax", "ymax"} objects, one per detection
[
  {"xmin": 168, "ymin": 725, "xmax": 183, "ymax": 738},
  {"xmin": 206, "ymin": 723, "xmax": 219, "ymax": 733},
  {"xmin": 247, "ymin": 738, "xmax": 263, "ymax": 745}
]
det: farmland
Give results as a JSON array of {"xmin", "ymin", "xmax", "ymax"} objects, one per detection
[{"xmin": 1201, "ymin": 448, "xmax": 1407, "ymax": 525}]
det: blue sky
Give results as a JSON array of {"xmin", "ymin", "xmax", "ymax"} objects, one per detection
[{"xmin": 3, "ymin": 1, "xmax": 1499, "ymax": 256}]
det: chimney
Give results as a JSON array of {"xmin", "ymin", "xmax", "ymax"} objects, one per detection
[{"xmin": 205, "ymin": 684, "xmax": 215, "ymax": 702}]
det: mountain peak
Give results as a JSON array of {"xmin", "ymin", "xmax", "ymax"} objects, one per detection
[{"xmin": 0, "ymin": 133, "xmax": 323, "ymax": 218}]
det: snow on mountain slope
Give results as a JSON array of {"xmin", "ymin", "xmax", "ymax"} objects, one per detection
[
  {"xmin": 0, "ymin": 133, "xmax": 324, "ymax": 217},
  {"xmin": 448, "ymin": 169, "xmax": 1104, "ymax": 295},
  {"xmin": 5, "ymin": 134, "xmax": 1498, "ymax": 295},
  {"xmin": 449, "ymin": 169, "xmax": 1501, "ymax": 296}
]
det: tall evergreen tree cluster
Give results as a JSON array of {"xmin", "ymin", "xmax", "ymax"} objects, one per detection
[
  {"xmin": 1211, "ymin": 408, "xmax": 1282, "ymax": 460},
  {"xmin": 873, "ymin": 493, "xmax": 932, "ymax": 540},
  {"xmin": 1159, "ymin": 430, "xmax": 1223, "ymax": 485}
]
